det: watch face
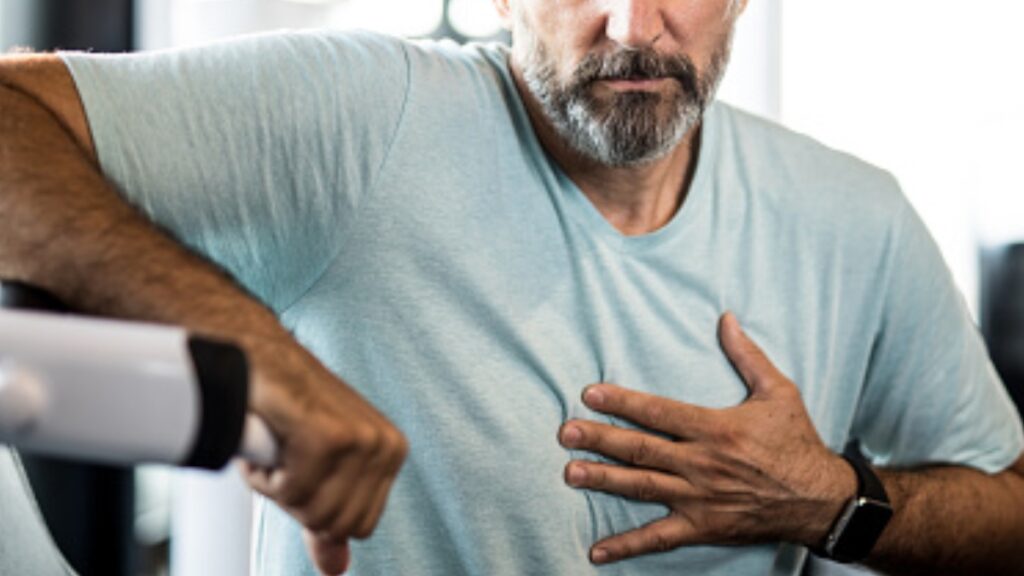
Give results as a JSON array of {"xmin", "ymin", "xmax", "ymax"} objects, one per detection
[
  {"xmin": 833, "ymin": 498, "xmax": 894, "ymax": 562},
  {"xmin": 854, "ymin": 497, "xmax": 894, "ymax": 535}
]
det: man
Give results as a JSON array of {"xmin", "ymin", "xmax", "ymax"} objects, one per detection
[{"xmin": 2, "ymin": 0, "xmax": 1023, "ymax": 574}]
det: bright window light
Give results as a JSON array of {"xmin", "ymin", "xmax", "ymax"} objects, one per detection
[
  {"xmin": 330, "ymin": 0, "xmax": 444, "ymax": 38},
  {"xmin": 781, "ymin": 0, "xmax": 1024, "ymax": 313},
  {"xmin": 448, "ymin": 0, "xmax": 504, "ymax": 39}
]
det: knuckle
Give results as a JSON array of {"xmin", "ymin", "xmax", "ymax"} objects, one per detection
[
  {"xmin": 641, "ymin": 402, "xmax": 667, "ymax": 429},
  {"xmin": 278, "ymin": 491, "xmax": 303, "ymax": 508},
  {"xmin": 331, "ymin": 423, "xmax": 382, "ymax": 457},
  {"xmin": 276, "ymin": 481, "xmax": 309, "ymax": 508},
  {"xmin": 651, "ymin": 530, "xmax": 673, "ymax": 553},
  {"xmin": 388, "ymin": 428, "xmax": 410, "ymax": 460},
  {"xmin": 358, "ymin": 425, "xmax": 385, "ymax": 452},
  {"xmin": 688, "ymin": 449, "xmax": 721, "ymax": 481},
  {"xmin": 330, "ymin": 515, "xmax": 356, "ymax": 541},
  {"xmin": 620, "ymin": 537, "xmax": 637, "ymax": 558},
  {"xmin": 298, "ymin": 507, "xmax": 335, "ymax": 533},
  {"xmin": 698, "ymin": 451, "xmax": 729, "ymax": 480},
  {"xmin": 714, "ymin": 420, "xmax": 745, "ymax": 447},
  {"xmin": 351, "ymin": 520, "xmax": 375, "ymax": 539},
  {"xmin": 777, "ymin": 380, "xmax": 802, "ymax": 400},
  {"xmin": 633, "ymin": 473, "xmax": 660, "ymax": 502},
  {"xmin": 630, "ymin": 436, "xmax": 656, "ymax": 466},
  {"xmin": 318, "ymin": 425, "xmax": 355, "ymax": 457},
  {"xmin": 357, "ymin": 512, "xmax": 383, "ymax": 538}
]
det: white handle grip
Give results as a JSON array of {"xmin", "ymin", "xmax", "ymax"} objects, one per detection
[
  {"xmin": 239, "ymin": 414, "xmax": 279, "ymax": 468},
  {"xmin": 0, "ymin": 364, "xmax": 46, "ymax": 436}
]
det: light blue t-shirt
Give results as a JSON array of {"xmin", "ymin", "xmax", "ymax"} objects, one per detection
[
  {"xmin": 0, "ymin": 448, "xmax": 74, "ymax": 576},
  {"xmin": 62, "ymin": 30, "xmax": 1023, "ymax": 576}
]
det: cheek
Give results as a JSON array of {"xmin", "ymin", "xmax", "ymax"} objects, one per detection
[
  {"xmin": 664, "ymin": 7, "xmax": 736, "ymax": 67},
  {"xmin": 529, "ymin": 2, "xmax": 606, "ymax": 59},
  {"xmin": 513, "ymin": 12, "xmax": 583, "ymax": 80},
  {"xmin": 540, "ymin": 10, "xmax": 598, "ymax": 58}
]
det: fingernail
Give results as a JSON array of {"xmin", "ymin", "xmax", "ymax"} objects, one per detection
[
  {"xmin": 561, "ymin": 425, "xmax": 582, "ymax": 447},
  {"xmin": 591, "ymin": 547, "xmax": 609, "ymax": 563},
  {"xmin": 566, "ymin": 464, "xmax": 587, "ymax": 486},
  {"xmin": 583, "ymin": 386, "xmax": 605, "ymax": 407}
]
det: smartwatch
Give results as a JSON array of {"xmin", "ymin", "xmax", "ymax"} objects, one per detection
[{"xmin": 817, "ymin": 446, "xmax": 893, "ymax": 563}]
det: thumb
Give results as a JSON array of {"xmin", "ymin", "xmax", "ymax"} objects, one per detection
[
  {"xmin": 718, "ymin": 312, "xmax": 779, "ymax": 397},
  {"xmin": 303, "ymin": 529, "xmax": 351, "ymax": 576}
]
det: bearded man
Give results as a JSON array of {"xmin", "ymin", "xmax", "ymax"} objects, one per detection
[{"xmin": 2, "ymin": 1, "xmax": 1024, "ymax": 575}]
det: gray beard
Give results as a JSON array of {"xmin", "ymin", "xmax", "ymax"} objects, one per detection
[{"xmin": 519, "ymin": 35, "xmax": 732, "ymax": 167}]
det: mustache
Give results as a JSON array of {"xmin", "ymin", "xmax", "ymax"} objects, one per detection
[{"xmin": 571, "ymin": 48, "xmax": 699, "ymax": 98}]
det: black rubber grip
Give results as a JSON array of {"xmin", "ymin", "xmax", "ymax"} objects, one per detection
[
  {"xmin": 183, "ymin": 336, "xmax": 250, "ymax": 470},
  {"xmin": 0, "ymin": 280, "xmax": 69, "ymax": 312},
  {"xmin": 1, "ymin": 280, "xmax": 252, "ymax": 470}
]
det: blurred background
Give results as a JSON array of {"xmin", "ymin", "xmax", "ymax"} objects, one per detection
[{"xmin": 1, "ymin": 0, "xmax": 1021, "ymax": 575}]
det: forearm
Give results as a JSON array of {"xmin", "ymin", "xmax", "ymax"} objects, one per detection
[
  {"xmin": 1, "ymin": 84, "xmax": 277, "ymax": 332},
  {"xmin": 1, "ymin": 64, "xmax": 405, "ymax": 573},
  {"xmin": 0, "ymin": 82, "xmax": 325, "ymax": 416},
  {"xmin": 863, "ymin": 462, "xmax": 1024, "ymax": 576}
]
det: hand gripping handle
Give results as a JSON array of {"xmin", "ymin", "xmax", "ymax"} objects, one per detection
[{"xmin": 240, "ymin": 414, "xmax": 279, "ymax": 468}]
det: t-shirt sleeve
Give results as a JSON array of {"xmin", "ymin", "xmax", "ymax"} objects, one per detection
[
  {"xmin": 60, "ymin": 30, "xmax": 410, "ymax": 312},
  {"xmin": 852, "ymin": 198, "xmax": 1024, "ymax": 473}
]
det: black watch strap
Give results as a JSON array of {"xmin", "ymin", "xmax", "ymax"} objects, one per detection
[
  {"xmin": 815, "ymin": 443, "xmax": 893, "ymax": 563},
  {"xmin": 842, "ymin": 448, "xmax": 888, "ymax": 504}
]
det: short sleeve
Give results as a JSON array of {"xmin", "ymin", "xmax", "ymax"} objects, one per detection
[
  {"xmin": 852, "ymin": 200, "xmax": 1024, "ymax": 473},
  {"xmin": 60, "ymin": 30, "xmax": 410, "ymax": 311}
]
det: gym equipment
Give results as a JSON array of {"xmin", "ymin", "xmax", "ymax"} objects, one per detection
[{"xmin": 0, "ymin": 282, "xmax": 277, "ymax": 470}]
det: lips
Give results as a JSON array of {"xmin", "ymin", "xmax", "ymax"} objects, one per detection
[
  {"xmin": 596, "ymin": 76, "xmax": 677, "ymax": 91},
  {"xmin": 572, "ymin": 48, "xmax": 699, "ymax": 98}
]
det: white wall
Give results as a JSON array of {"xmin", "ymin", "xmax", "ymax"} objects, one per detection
[
  {"xmin": 718, "ymin": 0, "xmax": 782, "ymax": 120},
  {"xmin": 780, "ymin": 0, "xmax": 1024, "ymax": 314},
  {"xmin": 136, "ymin": 0, "xmax": 452, "ymax": 50}
]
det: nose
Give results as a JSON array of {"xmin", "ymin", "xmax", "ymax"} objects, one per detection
[{"xmin": 605, "ymin": 0, "xmax": 666, "ymax": 49}]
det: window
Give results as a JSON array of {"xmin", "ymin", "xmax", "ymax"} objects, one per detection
[{"xmin": 780, "ymin": 0, "xmax": 1024, "ymax": 312}]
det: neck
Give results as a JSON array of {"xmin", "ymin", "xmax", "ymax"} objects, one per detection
[{"xmin": 511, "ymin": 65, "xmax": 702, "ymax": 237}]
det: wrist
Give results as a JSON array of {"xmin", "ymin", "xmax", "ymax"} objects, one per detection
[
  {"xmin": 813, "ymin": 449, "xmax": 895, "ymax": 563},
  {"xmin": 796, "ymin": 451, "xmax": 859, "ymax": 548}
]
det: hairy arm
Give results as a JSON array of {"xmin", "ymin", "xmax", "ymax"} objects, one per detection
[
  {"xmin": 865, "ymin": 460, "xmax": 1024, "ymax": 575},
  {"xmin": 0, "ymin": 55, "xmax": 407, "ymax": 575}
]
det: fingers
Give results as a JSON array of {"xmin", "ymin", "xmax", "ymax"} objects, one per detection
[
  {"xmin": 284, "ymin": 462, "xmax": 369, "ymax": 539},
  {"xmin": 302, "ymin": 529, "xmax": 351, "ymax": 576},
  {"xmin": 589, "ymin": 517, "xmax": 696, "ymax": 565},
  {"xmin": 564, "ymin": 459, "xmax": 692, "ymax": 503},
  {"xmin": 243, "ymin": 377, "xmax": 408, "ymax": 551},
  {"xmin": 237, "ymin": 340, "xmax": 408, "ymax": 576},
  {"xmin": 317, "ymin": 474, "xmax": 385, "ymax": 540},
  {"xmin": 302, "ymin": 454, "xmax": 397, "ymax": 540},
  {"xmin": 717, "ymin": 312, "xmax": 783, "ymax": 398},
  {"xmin": 559, "ymin": 420, "xmax": 681, "ymax": 471},
  {"xmin": 241, "ymin": 460, "xmax": 276, "ymax": 496},
  {"xmin": 357, "ymin": 475, "xmax": 397, "ymax": 537},
  {"xmin": 581, "ymin": 384, "xmax": 713, "ymax": 439},
  {"xmin": 260, "ymin": 443, "xmax": 337, "ymax": 509}
]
